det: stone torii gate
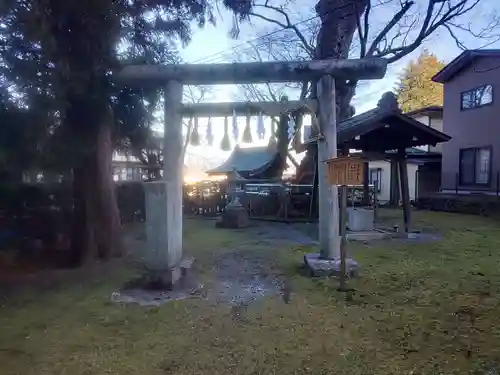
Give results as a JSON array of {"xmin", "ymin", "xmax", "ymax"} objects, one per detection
[{"xmin": 117, "ymin": 58, "xmax": 387, "ymax": 286}]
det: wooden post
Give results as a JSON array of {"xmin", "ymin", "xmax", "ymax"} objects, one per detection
[
  {"xmin": 310, "ymin": 152, "xmax": 319, "ymax": 219},
  {"xmin": 339, "ymin": 184, "xmax": 348, "ymax": 291},
  {"xmin": 362, "ymin": 160, "xmax": 370, "ymax": 206},
  {"xmin": 317, "ymin": 75, "xmax": 340, "ymax": 259},
  {"xmin": 398, "ymin": 149, "xmax": 412, "ymax": 233},
  {"xmin": 277, "ymin": 114, "xmax": 289, "ymax": 173},
  {"xmin": 143, "ymin": 80, "xmax": 184, "ymax": 286},
  {"xmin": 390, "ymin": 159, "xmax": 400, "ymax": 206}
]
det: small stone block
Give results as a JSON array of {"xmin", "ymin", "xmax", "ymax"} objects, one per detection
[
  {"xmin": 303, "ymin": 252, "xmax": 359, "ymax": 278},
  {"xmin": 143, "ymin": 266, "xmax": 181, "ymax": 290},
  {"xmin": 180, "ymin": 255, "xmax": 194, "ymax": 269},
  {"xmin": 216, "ymin": 205, "xmax": 250, "ymax": 229},
  {"xmin": 167, "ymin": 267, "xmax": 182, "ymax": 285},
  {"xmin": 180, "ymin": 256, "xmax": 195, "ymax": 276}
]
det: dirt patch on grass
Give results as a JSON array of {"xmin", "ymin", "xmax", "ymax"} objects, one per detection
[{"xmin": 208, "ymin": 221, "xmax": 315, "ymax": 307}]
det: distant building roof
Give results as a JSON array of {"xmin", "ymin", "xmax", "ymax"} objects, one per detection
[
  {"xmin": 351, "ymin": 147, "xmax": 442, "ymax": 162},
  {"xmin": 226, "ymin": 169, "xmax": 247, "ymax": 181},
  {"xmin": 404, "ymin": 106, "xmax": 443, "ymax": 117},
  {"xmin": 207, "ymin": 144, "xmax": 277, "ymax": 175},
  {"xmin": 432, "ymin": 49, "xmax": 500, "ymax": 83},
  {"xmin": 386, "ymin": 147, "xmax": 441, "ymax": 156}
]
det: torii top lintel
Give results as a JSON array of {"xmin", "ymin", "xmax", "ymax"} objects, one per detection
[{"xmin": 116, "ymin": 58, "xmax": 388, "ymax": 86}]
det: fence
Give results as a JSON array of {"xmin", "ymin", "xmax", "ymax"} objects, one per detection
[
  {"xmin": 440, "ymin": 171, "xmax": 500, "ymax": 197},
  {"xmin": 414, "ymin": 169, "xmax": 500, "ymax": 203},
  {"xmin": 241, "ymin": 182, "xmax": 378, "ymax": 222},
  {"xmin": 0, "ymin": 181, "xmax": 378, "ymax": 235},
  {"xmin": 416, "ymin": 171, "xmax": 500, "ymax": 216}
]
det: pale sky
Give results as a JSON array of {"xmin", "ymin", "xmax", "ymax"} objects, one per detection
[{"xmin": 178, "ymin": 0, "xmax": 500, "ymax": 168}]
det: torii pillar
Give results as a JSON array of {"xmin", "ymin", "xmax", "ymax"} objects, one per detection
[{"xmin": 143, "ymin": 80, "xmax": 185, "ymax": 286}]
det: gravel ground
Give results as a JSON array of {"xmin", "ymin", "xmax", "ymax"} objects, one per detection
[
  {"xmin": 209, "ymin": 222, "xmax": 316, "ymax": 307},
  {"xmin": 112, "ymin": 221, "xmax": 317, "ymax": 308}
]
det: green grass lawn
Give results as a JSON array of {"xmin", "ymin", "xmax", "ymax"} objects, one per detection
[{"xmin": 2, "ymin": 210, "xmax": 500, "ymax": 375}]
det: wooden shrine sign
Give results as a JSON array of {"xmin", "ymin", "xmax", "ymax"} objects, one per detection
[{"xmin": 325, "ymin": 156, "xmax": 364, "ymax": 186}]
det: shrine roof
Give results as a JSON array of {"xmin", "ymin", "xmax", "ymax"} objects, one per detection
[
  {"xmin": 207, "ymin": 144, "xmax": 277, "ymax": 175},
  {"xmin": 336, "ymin": 92, "xmax": 451, "ymax": 152}
]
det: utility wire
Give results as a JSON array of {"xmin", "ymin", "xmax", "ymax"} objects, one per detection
[
  {"xmin": 193, "ymin": 19, "xmax": 325, "ymax": 65},
  {"xmin": 188, "ymin": 0, "xmax": 356, "ymax": 64},
  {"xmin": 182, "ymin": 2, "xmax": 374, "ymax": 106}
]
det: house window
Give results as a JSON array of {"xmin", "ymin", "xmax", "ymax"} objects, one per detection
[
  {"xmin": 369, "ymin": 168, "xmax": 382, "ymax": 192},
  {"xmin": 459, "ymin": 147, "xmax": 491, "ymax": 185},
  {"xmin": 126, "ymin": 168, "xmax": 133, "ymax": 180},
  {"xmin": 113, "ymin": 167, "xmax": 121, "ymax": 181},
  {"xmin": 461, "ymin": 84, "xmax": 493, "ymax": 110},
  {"xmin": 302, "ymin": 124, "xmax": 312, "ymax": 142}
]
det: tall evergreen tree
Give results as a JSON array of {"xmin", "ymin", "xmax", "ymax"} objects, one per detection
[
  {"xmin": 0, "ymin": 0, "xmax": 252, "ymax": 266},
  {"xmin": 396, "ymin": 50, "xmax": 446, "ymax": 113}
]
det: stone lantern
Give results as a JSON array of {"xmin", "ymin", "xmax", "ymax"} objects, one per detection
[{"xmin": 216, "ymin": 169, "xmax": 250, "ymax": 228}]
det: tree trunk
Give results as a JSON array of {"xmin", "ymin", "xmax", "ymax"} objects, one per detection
[
  {"xmin": 315, "ymin": 0, "xmax": 367, "ymax": 118},
  {"xmin": 94, "ymin": 114, "xmax": 123, "ymax": 259},
  {"xmin": 69, "ymin": 107, "xmax": 123, "ymax": 266},
  {"xmin": 295, "ymin": 0, "xmax": 368, "ymax": 184},
  {"xmin": 70, "ymin": 160, "xmax": 98, "ymax": 267}
]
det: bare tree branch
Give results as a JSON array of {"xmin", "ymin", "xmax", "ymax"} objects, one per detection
[
  {"xmin": 366, "ymin": 1, "xmax": 414, "ymax": 56},
  {"xmin": 250, "ymin": 1, "xmax": 314, "ymax": 56},
  {"xmin": 248, "ymin": 2, "xmax": 315, "ymax": 58},
  {"xmin": 239, "ymin": 0, "xmax": 497, "ymax": 122},
  {"xmin": 181, "ymin": 85, "xmax": 211, "ymax": 157},
  {"xmin": 444, "ymin": 23, "xmax": 467, "ymax": 50},
  {"xmin": 358, "ymin": 0, "xmax": 371, "ymax": 57},
  {"xmin": 379, "ymin": 0, "xmax": 493, "ymax": 63}
]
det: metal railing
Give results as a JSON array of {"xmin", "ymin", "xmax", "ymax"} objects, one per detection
[
  {"xmin": 437, "ymin": 171, "xmax": 500, "ymax": 197},
  {"xmin": 183, "ymin": 180, "xmax": 379, "ymax": 222}
]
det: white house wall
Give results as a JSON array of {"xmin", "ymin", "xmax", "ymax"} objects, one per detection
[
  {"xmin": 407, "ymin": 113, "xmax": 444, "ymax": 153},
  {"xmin": 368, "ymin": 160, "xmax": 418, "ymax": 204},
  {"xmin": 407, "ymin": 163, "xmax": 418, "ymax": 201},
  {"xmin": 429, "ymin": 117, "xmax": 443, "ymax": 153},
  {"xmin": 368, "ymin": 160, "xmax": 390, "ymax": 203}
]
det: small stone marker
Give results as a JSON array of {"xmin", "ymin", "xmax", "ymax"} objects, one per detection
[
  {"xmin": 216, "ymin": 197, "xmax": 250, "ymax": 229},
  {"xmin": 143, "ymin": 181, "xmax": 194, "ymax": 289},
  {"xmin": 304, "ymin": 253, "xmax": 359, "ymax": 278}
]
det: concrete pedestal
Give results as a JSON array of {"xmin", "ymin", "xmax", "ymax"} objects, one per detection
[
  {"xmin": 144, "ymin": 181, "xmax": 186, "ymax": 288},
  {"xmin": 304, "ymin": 252, "xmax": 359, "ymax": 278},
  {"xmin": 347, "ymin": 207, "xmax": 374, "ymax": 231},
  {"xmin": 216, "ymin": 198, "xmax": 250, "ymax": 229}
]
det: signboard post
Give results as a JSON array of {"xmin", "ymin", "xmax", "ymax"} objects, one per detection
[{"xmin": 324, "ymin": 156, "xmax": 365, "ymax": 290}]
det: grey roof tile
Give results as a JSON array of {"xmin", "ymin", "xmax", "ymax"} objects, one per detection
[{"xmin": 207, "ymin": 145, "xmax": 277, "ymax": 174}]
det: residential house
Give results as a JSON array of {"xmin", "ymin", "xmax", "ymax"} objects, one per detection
[
  {"xmin": 406, "ymin": 106, "xmax": 444, "ymax": 153},
  {"xmin": 112, "ymin": 136, "xmax": 217, "ymax": 183},
  {"xmin": 112, "ymin": 151, "xmax": 146, "ymax": 182},
  {"xmin": 405, "ymin": 106, "xmax": 445, "ymax": 201},
  {"xmin": 432, "ymin": 49, "xmax": 500, "ymax": 194},
  {"xmin": 112, "ymin": 132, "xmax": 162, "ymax": 182}
]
